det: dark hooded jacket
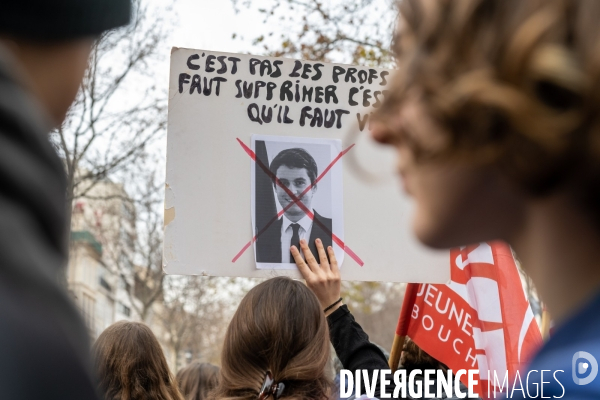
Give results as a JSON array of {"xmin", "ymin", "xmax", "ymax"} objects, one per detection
[{"xmin": 0, "ymin": 46, "xmax": 99, "ymax": 399}]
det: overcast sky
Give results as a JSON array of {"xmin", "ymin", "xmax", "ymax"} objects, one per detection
[
  {"xmin": 167, "ymin": 0, "xmax": 264, "ymax": 52},
  {"xmin": 153, "ymin": 0, "xmax": 273, "ymax": 82}
]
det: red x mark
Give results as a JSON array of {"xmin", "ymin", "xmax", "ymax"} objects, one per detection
[{"xmin": 232, "ymin": 138, "xmax": 364, "ymax": 266}]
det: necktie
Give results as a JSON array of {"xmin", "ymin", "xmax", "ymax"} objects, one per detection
[{"xmin": 290, "ymin": 223, "xmax": 301, "ymax": 262}]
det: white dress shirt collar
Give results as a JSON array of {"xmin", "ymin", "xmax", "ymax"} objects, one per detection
[{"xmin": 282, "ymin": 213, "xmax": 312, "ymax": 233}]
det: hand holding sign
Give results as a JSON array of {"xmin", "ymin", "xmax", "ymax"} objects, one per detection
[{"xmin": 292, "ymin": 238, "xmax": 342, "ymax": 316}]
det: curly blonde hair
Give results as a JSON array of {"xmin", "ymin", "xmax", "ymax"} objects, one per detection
[{"xmin": 376, "ymin": 0, "xmax": 600, "ymax": 222}]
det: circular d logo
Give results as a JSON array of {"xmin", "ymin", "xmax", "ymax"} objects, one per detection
[{"xmin": 572, "ymin": 351, "xmax": 598, "ymax": 386}]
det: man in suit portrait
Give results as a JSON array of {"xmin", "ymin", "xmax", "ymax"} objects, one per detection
[{"xmin": 256, "ymin": 147, "xmax": 333, "ymax": 263}]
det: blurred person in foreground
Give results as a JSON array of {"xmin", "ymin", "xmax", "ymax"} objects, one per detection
[
  {"xmin": 0, "ymin": 1, "xmax": 130, "ymax": 398},
  {"xmin": 371, "ymin": 0, "xmax": 600, "ymax": 398},
  {"xmin": 93, "ymin": 321, "xmax": 183, "ymax": 400},
  {"xmin": 176, "ymin": 362, "xmax": 220, "ymax": 400}
]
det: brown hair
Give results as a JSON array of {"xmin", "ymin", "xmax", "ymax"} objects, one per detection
[
  {"xmin": 401, "ymin": 338, "xmax": 447, "ymax": 373},
  {"xmin": 176, "ymin": 362, "xmax": 220, "ymax": 400},
  {"xmin": 376, "ymin": 0, "xmax": 600, "ymax": 224},
  {"xmin": 211, "ymin": 277, "xmax": 332, "ymax": 400},
  {"xmin": 93, "ymin": 321, "xmax": 183, "ymax": 400}
]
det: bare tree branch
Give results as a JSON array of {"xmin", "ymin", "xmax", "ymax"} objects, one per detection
[
  {"xmin": 232, "ymin": 0, "xmax": 397, "ymax": 66},
  {"xmin": 51, "ymin": 0, "xmax": 169, "ymax": 211}
]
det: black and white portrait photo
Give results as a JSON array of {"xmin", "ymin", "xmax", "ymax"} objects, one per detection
[{"xmin": 251, "ymin": 135, "xmax": 344, "ymax": 269}]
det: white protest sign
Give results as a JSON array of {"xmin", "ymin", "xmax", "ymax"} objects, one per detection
[{"xmin": 164, "ymin": 48, "xmax": 449, "ymax": 283}]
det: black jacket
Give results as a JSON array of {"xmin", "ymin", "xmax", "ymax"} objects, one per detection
[
  {"xmin": 256, "ymin": 210, "xmax": 333, "ymax": 262},
  {"xmin": 0, "ymin": 47, "xmax": 98, "ymax": 399},
  {"xmin": 328, "ymin": 305, "xmax": 392, "ymax": 399},
  {"xmin": 328, "ymin": 305, "xmax": 479, "ymax": 400}
]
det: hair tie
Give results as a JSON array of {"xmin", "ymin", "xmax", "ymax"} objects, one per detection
[
  {"xmin": 258, "ymin": 371, "xmax": 285, "ymax": 400},
  {"xmin": 323, "ymin": 297, "xmax": 343, "ymax": 313}
]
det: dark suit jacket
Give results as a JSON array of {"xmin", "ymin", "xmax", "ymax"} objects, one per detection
[{"xmin": 256, "ymin": 210, "xmax": 333, "ymax": 263}]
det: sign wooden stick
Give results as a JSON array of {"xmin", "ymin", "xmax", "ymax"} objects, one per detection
[{"xmin": 389, "ymin": 282, "xmax": 420, "ymax": 371}]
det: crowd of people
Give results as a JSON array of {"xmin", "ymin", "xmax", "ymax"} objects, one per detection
[
  {"xmin": 2, "ymin": 0, "xmax": 600, "ymax": 398},
  {"xmin": 88, "ymin": 240, "xmax": 465, "ymax": 400}
]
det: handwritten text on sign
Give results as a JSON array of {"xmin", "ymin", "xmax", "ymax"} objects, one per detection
[{"xmin": 175, "ymin": 52, "xmax": 389, "ymax": 132}]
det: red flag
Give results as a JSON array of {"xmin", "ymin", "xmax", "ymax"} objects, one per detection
[{"xmin": 400, "ymin": 242, "xmax": 543, "ymax": 398}]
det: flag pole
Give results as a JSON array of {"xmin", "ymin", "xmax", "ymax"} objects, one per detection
[
  {"xmin": 541, "ymin": 304, "xmax": 551, "ymax": 340},
  {"xmin": 389, "ymin": 283, "xmax": 420, "ymax": 371}
]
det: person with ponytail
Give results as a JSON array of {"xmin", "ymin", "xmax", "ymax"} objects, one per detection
[{"xmin": 211, "ymin": 276, "xmax": 333, "ymax": 400}]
